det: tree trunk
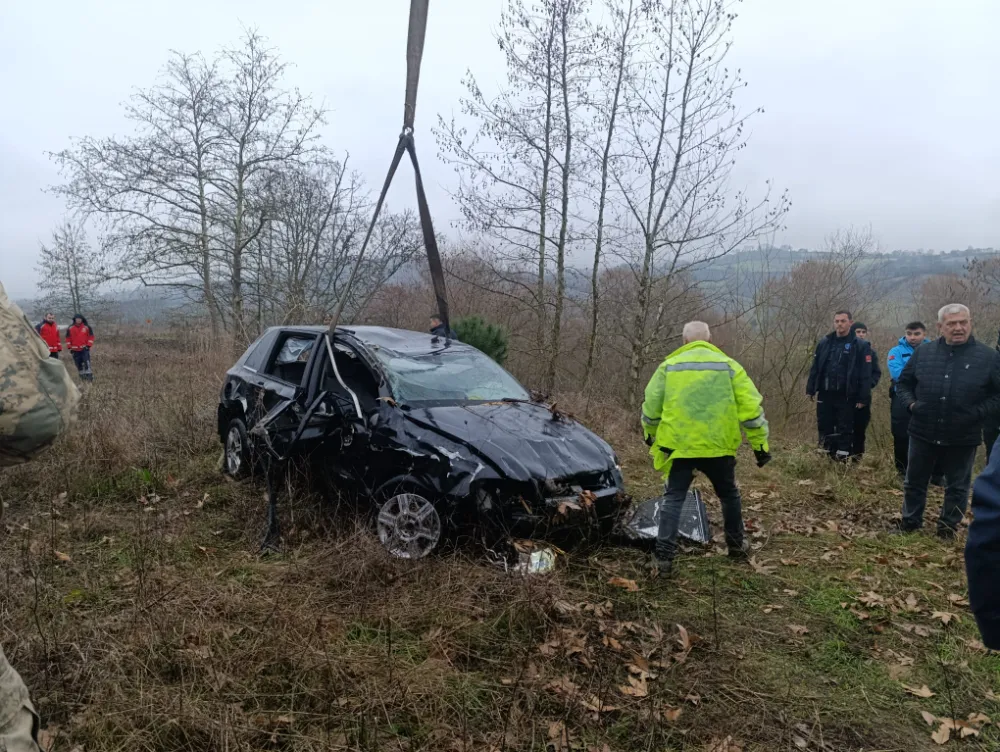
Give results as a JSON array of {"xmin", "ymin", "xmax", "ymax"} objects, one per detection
[
  {"xmin": 231, "ymin": 175, "xmax": 245, "ymax": 343},
  {"xmin": 626, "ymin": 236, "xmax": 655, "ymax": 407},
  {"xmin": 583, "ymin": 0, "xmax": 632, "ymax": 392},
  {"xmin": 536, "ymin": 12, "xmax": 558, "ymax": 367},
  {"xmin": 544, "ymin": 0, "xmax": 574, "ymax": 395}
]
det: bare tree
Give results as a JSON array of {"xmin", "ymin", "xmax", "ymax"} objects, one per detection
[
  {"xmin": 611, "ymin": 0, "xmax": 789, "ymax": 405},
  {"xmin": 51, "ymin": 51, "xmax": 225, "ymax": 333},
  {"xmin": 435, "ymin": 0, "xmax": 590, "ymax": 389},
  {"xmin": 51, "ymin": 32, "xmax": 326, "ymax": 343},
  {"xmin": 736, "ymin": 228, "xmax": 886, "ymax": 428},
  {"xmin": 581, "ymin": 0, "xmax": 639, "ymax": 391},
  {"xmin": 210, "ymin": 30, "xmax": 326, "ymax": 341},
  {"xmin": 35, "ymin": 219, "xmax": 108, "ymax": 316}
]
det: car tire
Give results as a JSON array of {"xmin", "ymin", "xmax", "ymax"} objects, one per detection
[
  {"xmin": 223, "ymin": 417, "xmax": 251, "ymax": 479},
  {"xmin": 374, "ymin": 486, "xmax": 444, "ymax": 560}
]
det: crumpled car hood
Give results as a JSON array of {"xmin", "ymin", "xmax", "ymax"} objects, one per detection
[{"xmin": 401, "ymin": 402, "xmax": 617, "ymax": 482}]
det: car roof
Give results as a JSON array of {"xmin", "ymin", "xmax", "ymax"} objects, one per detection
[{"xmin": 264, "ymin": 324, "xmax": 474, "ymax": 356}]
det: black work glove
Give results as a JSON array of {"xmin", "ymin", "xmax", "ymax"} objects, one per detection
[
  {"xmin": 644, "ymin": 434, "xmax": 653, "ymax": 447},
  {"xmin": 754, "ymin": 449, "xmax": 772, "ymax": 468}
]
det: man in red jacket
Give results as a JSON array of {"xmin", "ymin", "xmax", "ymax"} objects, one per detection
[
  {"xmin": 35, "ymin": 313, "xmax": 61, "ymax": 358},
  {"xmin": 66, "ymin": 314, "xmax": 95, "ymax": 382}
]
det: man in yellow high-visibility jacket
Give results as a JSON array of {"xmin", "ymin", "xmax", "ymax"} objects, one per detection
[{"xmin": 641, "ymin": 321, "xmax": 771, "ymax": 576}]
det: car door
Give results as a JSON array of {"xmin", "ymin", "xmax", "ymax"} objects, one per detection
[{"xmin": 249, "ymin": 331, "xmax": 320, "ymax": 458}]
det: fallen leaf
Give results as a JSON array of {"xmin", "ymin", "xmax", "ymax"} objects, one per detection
[
  {"xmin": 608, "ymin": 577, "xmax": 639, "ymax": 592},
  {"xmin": 603, "ymin": 635, "xmax": 623, "ymax": 651},
  {"xmin": 947, "ymin": 593, "xmax": 970, "ymax": 606},
  {"xmin": 903, "ymin": 684, "xmax": 935, "ymax": 698},
  {"xmin": 931, "ymin": 723, "xmax": 950, "ymax": 744},
  {"xmin": 704, "ymin": 737, "xmax": 744, "ymax": 752},
  {"xmin": 965, "ymin": 638, "xmax": 987, "ymax": 652},
  {"xmin": 685, "ymin": 691, "xmax": 701, "ymax": 705},
  {"xmin": 796, "ymin": 479, "xmax": 815, "ymax": 486},
  {"xmin": 792, "ymin": 736, "xmax": 808, "ymax": 749},
  {"xmin": 986, "ymin": 690, "xmax": 999, "ymax": 702},
  {"xmin": 931, "ymin": 611, "xmax": 960, "ymax": 625},
  {"xmin": 619, "ymin": 674, "xmax": 649, "ymax": 698},
  {"xmin": 663, "ymin": 706, "xmax": 683, "ymax": 722},
  {"xmin": 921, "ymin": 711, "xmax": 937, "ymax": 726},
  {"xmin": 53, "ymin": 550, "xmax": 71, "ymax": 562},
  {"xmin": 761, "ymin": 604, "xmax": 783, "ymax": 614},
  {"xmin": 749, "ymin": 556, "xmax": 777, "ymax": 575},
  {"xmin": 787, "ymin": 624, "xmax": 809, "ymax": 636},
  {"xmin": 783, "ymin": 589, "xmax": 799, "ymax": 597}
]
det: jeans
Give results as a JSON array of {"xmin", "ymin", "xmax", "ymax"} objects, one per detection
[
  {"xmin": 852, "ymin": 403, "xmax": 871, "ymax": 457},
  {"xmin": 71, "ymin": 348, "xmax": 93, "ymax": 381},
  {"xmin": 902, "ymin": 436, "xmax": 976, "ymax": 533},
  {"xmin": 816, "ymin": 391, "xmax": 854, "ymax": 456},
  {"xmin": 656, "ymin": 456, "xmax": 744, "ymax": 563}
]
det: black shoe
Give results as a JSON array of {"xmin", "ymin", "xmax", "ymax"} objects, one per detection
[
  {"xmin": 935, "ymin": 526, "xmax": 957, "ymax": 541},
  {"xmin": 654, "ymin": 558, "xmax": 673, "ymax": 578},
  {"xmin": 889, "ymin": 520, "xmax": 920, "ymax": 535},
  {"xmin": 727, "ymin": 540, "xmax": 751, "ymax": 559}
]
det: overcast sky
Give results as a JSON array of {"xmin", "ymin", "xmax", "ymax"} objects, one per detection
[{"xmin": 1, "ymin": 0, "xmax": 998, "ymax": 298}]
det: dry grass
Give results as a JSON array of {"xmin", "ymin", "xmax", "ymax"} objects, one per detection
[{"xmin": 2, "ymin": 336, "xmax": 999, "ymax": 751}]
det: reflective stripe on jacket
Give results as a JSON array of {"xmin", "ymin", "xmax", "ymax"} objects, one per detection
[
  {"xmin": 66, "ymin": 324, "xmax": 93, "ymax": 352},
  {"xmin": 641, "ymin": 340, "xmax": 769, "ymax": 474}
]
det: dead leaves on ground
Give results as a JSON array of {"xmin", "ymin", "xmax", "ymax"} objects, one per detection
[
  {"xmin": 920, "ymin": 711, "xmax": 992, "ymax": 744},
  {"xmin": 607, "ymin": 576, "xmax": 639, "ymax": 592},
  {"xmin": 902, "ymin": 683, "xmax": 935, "ymax": 698}
]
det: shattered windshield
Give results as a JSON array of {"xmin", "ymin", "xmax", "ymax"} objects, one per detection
[{"xmin": 374, "ymin": 347, "xmax": 530, "ymax": 404}]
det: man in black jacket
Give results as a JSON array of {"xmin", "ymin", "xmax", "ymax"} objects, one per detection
[
  {"xmin": 429, "ymin": 314, "xmax": 457, "ymax": 340},
  {"xmin": 806, "ymin": 310, "xmax": 874, "ymax": 461},
  {"xmin": 850, "ymin": 322, "xmax": 881, "ymax": 459},
  {"xmin": 895, "ymin": 304, "xmax": 1000, "ymax": 538}
]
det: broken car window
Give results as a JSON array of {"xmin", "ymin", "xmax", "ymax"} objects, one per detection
[
  {"xmin": 274, "ymin": 336, "xmax": 315, "ymax": 365},
  {"xmin": 373, "ymin": 347, "xmax": 530, "ymax": 404}
]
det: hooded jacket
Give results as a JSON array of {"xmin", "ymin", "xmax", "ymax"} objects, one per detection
[
  {"xmin": 641, "ymin": 340, "xmax": 768, "ymax": 474},
  {"xmin": 886, "ymin": 335, "xmax": 930, "ymax": 382},
  {"xmin": 806, "ymin": 330, "xmax": 874, "ymax": 403},
  {"xmin": 66, "ymin": 315, "xmax": 94, "ymax": 352},
  {"xmin": 895, "ymin": 336, "xmax": 1000, "ymax": 446},
  {"xmin": 850, "ymin": 322, "xmax": 881, "ymax": 390}
]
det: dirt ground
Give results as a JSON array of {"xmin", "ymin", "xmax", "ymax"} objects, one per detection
[{"xmin": 1, "ymin": 337, "xmax": 998, "ymax": 751}]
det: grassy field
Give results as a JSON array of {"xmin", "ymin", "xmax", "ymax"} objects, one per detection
[{"xmin": 2, "ymin": 337, "xmax": 998, "ymax": 751}]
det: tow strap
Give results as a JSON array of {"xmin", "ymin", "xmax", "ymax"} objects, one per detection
[{"xmin": 328, "ymin": 0, "xmax": 449, "ymax": 334}]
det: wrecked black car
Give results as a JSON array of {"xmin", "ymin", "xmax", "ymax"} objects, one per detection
[{"xmin": 218, "ymin": 325, "xmax": 627, "ymax": 559}]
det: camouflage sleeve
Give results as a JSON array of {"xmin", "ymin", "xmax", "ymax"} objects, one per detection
[{"xmin": 0, "ymin": 282, "xmax": 80, "ymax": 467}]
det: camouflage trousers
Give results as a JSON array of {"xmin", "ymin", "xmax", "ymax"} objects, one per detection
[{"xmin": 0, "ymin": 644, "xmax": 40, "ymax": 752}]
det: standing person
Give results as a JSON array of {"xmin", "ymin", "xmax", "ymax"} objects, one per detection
[
  {"xmin": 983, "ymin": 328, "xmax": 1000, "ymax": 461},
  {"xmin": 641, "ymin": 321, "xmax": 771, "ymax": 577},
  {"xmin": 65, "ymin": 314, "xmax": 94, "ymax": 382},
  {"xmin": 894, "ymin": 304, "xmax": 1000, "ymax": 538},
  {"xmin": 806, "ymin": 310, "xmax": 874, "ymax": 461},
  {"xmin": 35, "ymin": 313, "xmax": 61, "ymax": 359},
  {"xmin": 849, "ymin": 322, "xmax": 881, "ymax": 459},
  {"xmin": 429, "ymin": 313, "xmax": 457, "ymax": 340},
  {"xmin": 1, "ymin": 281, "xmax": 80, "ymax": 751},
  {"xmin": 886, "ymin": 322, "xmax": 931, "ymax": 476},
  {"xmin": 967, "ymin": 425, "xmax": 1000, "ymax": 649}
]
